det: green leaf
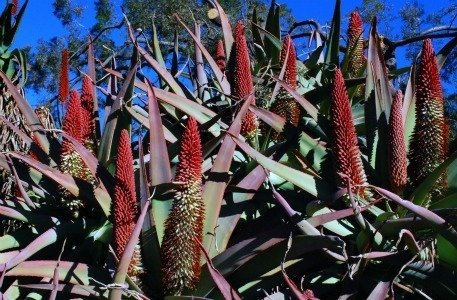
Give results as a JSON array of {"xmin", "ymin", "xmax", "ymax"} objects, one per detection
[
  {"xmin": 264, "ymin": 0, "xmax": 280, "ymax": 65},
  {"xmin": 364, "ymin": 17, "xmax": 392, "ymax": 188},
  {"xmin": 230, "ymin": 134, "xmax": 332, "ymax": 199},
  {"xmin": 324, "ymin": 0, "xmax": 340, "ymax": 68}
]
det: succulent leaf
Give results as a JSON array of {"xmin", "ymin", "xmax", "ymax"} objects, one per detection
[{"xmin": 215, "ymin": 39, "xmax": 226, "ymax": 72}]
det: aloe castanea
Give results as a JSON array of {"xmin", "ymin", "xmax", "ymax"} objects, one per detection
[
  {"xmin": 59, "ymin": 90, "xmax": 93, "ymax": 217},
  {"xmin": 161, "ymin": 117, "xmax": 205, "ymax": 295},
  {"xmin": 228, "ymin": 21, "xmax": 259, "ymax": 140},
  {"xmin": 345, "ymin": 10, "xmax": 366, "ymax": 79},
  {"xmin": 408, "ymin": 39, "xmax": 449, "ymax": 194},
  {"xmin": 330, "ymin": 69, "xmax": 367, "ymax": 193},
  {"xmin": 59, "ymin": 49, "xmax": 70, "ymax": 103},
  {"xmin": 113, "ymin": 129, "xmax": 144, "ymax": 283},
  {"xmin": 80, "ymin": 75, "xmax": 97, "ymax": 154}
]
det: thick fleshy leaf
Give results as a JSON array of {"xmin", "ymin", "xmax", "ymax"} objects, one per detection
[
  {"xmin": 17, "ymin": 283, "xmax": 105, "ymax": 298},
  {"xmin": 230, "ymin": 134, "xmax": 332, "ymax": 199},
  {"xmin": 98, "ymin": 62, "xmax": 138, "ymax": 166},
  {"xmin": 175, "ymin": 15, "xmax": 230, "ymax": 95},
  {"xmin": 198, "ymin": 240, "xmax": 241, "ymax": 300},
  {"xmin": 202, "ymin": 95, "xmax": 254, "ymax": 258},
  {"xmin": 9, "ymin": 152, "xmax": 111, "ymax": 217},
  {"xmin": 364, "ymin": 17, "xmax": 392, "ymax": 187},
  {"xmin": 324, "ymin": 0, "xmax": 340, "ymax": 67},
  {"xmin": 110, "ymin": 201, "xmax": 149, "ymax": 300},
  {"xmin": 0, "ymin": 220, "xmax": 97, "ymax": 272},
  {"xmin": 5, "ymin": 260, "xmax": 110, "ymax": 285},
  {"xmin": 126, "ymin": 17, "xmax": 185, "ymax": 96},
  {"xmin": 264, "ymin": 0, "xmax": 280, "ymax": 64},
  {"xmin": 0, "ymin": 70, "xmax": 49, "ymax": 154}
]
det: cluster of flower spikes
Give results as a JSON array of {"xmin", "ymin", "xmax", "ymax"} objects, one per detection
[
  {"xmin": 270, "ymin": 35, "xmax": 300, "ymax": 140},
  {"xmin": 227, "ymin": 21, "xmax": 259, "ymax": 141},
  {"xmin": 408, "ymin": 39, "xmax": 449, "ymax": 196},
  {"xmin": 58, "ymin": 49, "xmax": 69, "ymax": 103},
  {"xmin": 344, "ymin": 11, "xmax": 366, "ymax": 97},
  {"xmin": 161, "ymin": 117, "xmax": 205, "ymax": 296},
  {"xmin": 330, "ymin": 69, "xmax": 368, "ymax": 195},
  {"xmin": 59, "ymin": 90, "xmax": 95, "ymax": 218},
  {"xmin": 113, "ymin": 129, "xmax": 144, "ymax": 283},
  {"xmin": 388, "ymin": 90, "xmax": 408, "ymax": 194}
]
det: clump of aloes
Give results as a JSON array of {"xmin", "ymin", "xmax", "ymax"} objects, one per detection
[
  {"xmin": 161, "ymin": 117, "xmax": 205, "ymax": 295},
  {"xmin": 228, "ymin": 21, "xmax": 259, "ymax": 141},
  {"xmin": 408, "ymin": 39, "xmax": 449, "ymax": 195},
  {"xmin": 271, "ymin": 35, "xmax": 300, "ymax": 138},
  {"xmin": 330, "ymin": 69, "xmax": 367, "ymax": 193},
  {"xmin": 113, "ymin": 129, "xmax": 144, "ymax": 283}
]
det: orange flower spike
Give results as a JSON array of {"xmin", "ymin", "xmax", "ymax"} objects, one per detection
[
  {"xmin": 330, "ymin": 69, "xmax": 367, "ymax": 189},
  {"xmin": 228, "ymin": 21, "xmax": 258, "ymax": 139},
  {"xmin": 408, "ymin": 39, "xmax": 448, "ymax": 189},
  {"xmin": 113, "ymin": 129, "xmax": 143, "ymax": 279},
  {"xmin": 161, "ymin": 117, "xmax": 205, "ymax": 295},
  {"xmin": 346, "ymin": 10, "xmax": 366, "ymax": 78},
  {"xmin": 388, "ymin": 90, "xmax": 407, "ymax": 194},
  {"xmin": 215, "ymin": 39, "xmax": 226, "ymax": 72},
  {"xmin": 58, "ymin": 49, "xmax": 70, "ymax": 103}
]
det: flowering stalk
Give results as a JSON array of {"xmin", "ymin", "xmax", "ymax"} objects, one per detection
[
  {"xmin": 113, "ymin": 129, "xmax": 143, "ymax": 282},
  {"xmin": 408, "ymin": 39, "xmax": 448, "ymax": 195},
  {"xmin": 271, "ymin": 36, "xmax": 300, "ymax": 133},
  {"xmin": 59, "ymin": 90, "xmax": 94, "ymax": 217},
  {"xmin": 228, "ymin": 21, "xmax": 258, "ymax": 140},
  {"xmin": 161, "ymin": 117, "xmax": 205, "ymax": 295},
  {"xmin": 388, "ymin": 90, "xmax": 407, "ymax": 194},
  {"xmin": 80, "ymin": 75, "xmax": 97, "ymax": 154},
  {"xmin": 330, "ymin": 69, "xmax": 367, "ymax": 192},
  {"xmin": 11, "ymin": 0, "xmax": 18, "ymax": 15},
  {"xmin": 58, "ymin": 49, "xmax": 70, "ymax": 103},
  {"xmin": 345, "ymin": 11, "xmax": 365, "ymax": 78}
]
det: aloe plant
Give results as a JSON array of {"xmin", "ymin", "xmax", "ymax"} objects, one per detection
[{"xmin": 0, "ymin": 0, "xmax": 457, "ymax": 299}]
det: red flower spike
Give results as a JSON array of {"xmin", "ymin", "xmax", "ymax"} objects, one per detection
[
  {"xmin": 271, "ymin": 36, "xmax": 300, "ymax": 135},
  {"xmin": 80, "ymin": 75, "xmax": 96, "ymax": 153},
  {"xmin": 161, "ymin": 117, "xmax": 205, "ymax": 295},
  {"xmin": 228, "ymin": 21, "xmax": 258, "ymax": 138},
  {"xmin": 59, "ymin": 49, "xmax": 70, "ymax": 103},
  {"xmin": 61, "ymin": 90, "xmax": 82, "ymax": 156},
  {"xmin": 11, "ymin": 0, "xmax": 18, "ymax": 15},
  {"xmin": 113, "ymin": 129, "xmax": 143, "ymax": 280},
  {"xmin": 279, "ymin": 35, "xmax": 298, "ymax": 89},
  {"xmin": 388, "ymin": 90, "xmax": 407, "ymax": 194},
  {"xmin": 346, "ymin": 11, "xmax": 366, "ymax": 80},
  {"xmin": 215, "ymin": 39, "xmax": 226, "ymax": 72},
  {"xmin": 408, "ymin": 39, "xmax": 448, "ymax": 191},
  {"xmin": 330, "ymin": 69, "xmax": 367, "ymax": 191}
]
